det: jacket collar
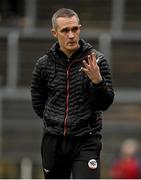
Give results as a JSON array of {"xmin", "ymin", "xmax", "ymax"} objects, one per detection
[{"xmin": 49, "ymin": 39, "xmax": 93, "ymax": 64}]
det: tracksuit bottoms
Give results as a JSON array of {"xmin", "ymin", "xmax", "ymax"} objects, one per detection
[{"xmin": 41, "ymin": 132, "xmax": 102, "ymax": 179}]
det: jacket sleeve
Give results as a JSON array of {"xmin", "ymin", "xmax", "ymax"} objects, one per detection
[
  {"xmin": 31, "ymin": 56, "xmax": 48, "ymax": 118},
  {"xmin": 90, "ymin": 54, "xmax": 114, "ymax": 111}
]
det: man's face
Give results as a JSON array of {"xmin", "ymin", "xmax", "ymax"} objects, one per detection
[{"xmin": 52, "ymin": 16, "xmax": 81, "ymax": 56}]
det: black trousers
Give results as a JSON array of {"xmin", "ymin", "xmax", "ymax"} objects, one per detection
[{"xmin": 41, "ymin": 133, "xmax": 102, "ymax": 179}]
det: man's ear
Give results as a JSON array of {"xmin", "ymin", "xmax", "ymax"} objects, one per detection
[{"xmin": 51, "ymin": 29, "xmax": 57, "ymax": 38}]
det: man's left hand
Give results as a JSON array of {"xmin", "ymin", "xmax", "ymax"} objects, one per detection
[{"xmin": 80, "ymin": 53, "xmax": 102, "ymax": 84}]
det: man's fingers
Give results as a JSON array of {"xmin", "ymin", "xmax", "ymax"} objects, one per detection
[
  {"xmin": 88, "ymin": 55, "xmax": 93, "ymax": 66},
  {"xmin": 91, "ymin": 53, "xmax": 97, "ymax": 65},
  {"xmin": 87, "ymin": 53, "xmax": 97, "ymax": 67},
  {"xmin": 82, "ymin": 53, "xmax": 97, "ymax": 73},
  {"xmin": 80, "ymin": 67, "xmax": 88, "ymax": 73},
  {"xmin": 83, "ymin": 60, "xmax": 89, "ymax": 69}
]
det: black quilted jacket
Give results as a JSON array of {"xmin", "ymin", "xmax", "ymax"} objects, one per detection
[{"xmin": 31, "ymin": 39, "xmax": 114, "ymax": 137}]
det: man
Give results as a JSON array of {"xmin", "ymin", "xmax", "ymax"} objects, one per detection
[
  {"xmin": 31, "ymin": 8, "xmax": 114, "ymax": 179},
  {"xmin": 109, "ymin": 139, "xmax": 141, "ymax": 179}
]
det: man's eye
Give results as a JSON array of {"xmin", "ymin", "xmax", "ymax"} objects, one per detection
[
  {"xmin": 61, "ymin": 27, "xmax": 79, "ymax": 33},
  {"xmin": 72, "ymin": 27, "xmax": 79, "ymax": 32},
  {"xmin": 61, "ymin": 28, "xmax": 69, "ymax": 33}
]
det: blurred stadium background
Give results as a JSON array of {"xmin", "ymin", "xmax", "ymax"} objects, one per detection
[{"xmin": 0, "ymin": 0, "xmax": 141, "ymax": 178}]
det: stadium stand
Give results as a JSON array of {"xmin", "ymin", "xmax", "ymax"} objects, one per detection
[
  {"xmin": 36, "ymin": 0, "xmax": 112, "ymax": 31},
  {"xmin": 112, "ymin": 39, "xmax": 141, "ymax": 89},
  {"xmin": 124, "ymin": 0, "xmax": 141, "ymax": 30},
  {"xmin": 0, "ymin": 0, "xmax": 141, "ymax": 178},
  {"xmin": 0, "ymin": 37, "xmax": 7, "ymax": 86}
]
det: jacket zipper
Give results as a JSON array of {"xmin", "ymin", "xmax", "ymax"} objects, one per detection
[
  {"xmin": 63, "ymin": 52, "xmax": 95, "ymax": 136},
  {"xmin": 63, "ymin": 58, "xmax": 84, "ymax": 136},
  {"xmin": 64, "ymin": 68, "xmax": 70, "ymax": 136}
]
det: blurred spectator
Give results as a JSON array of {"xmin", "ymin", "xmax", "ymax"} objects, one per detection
[{"xmin": 109, "ymin": 138, "xmax": 141, "ymax": 179}]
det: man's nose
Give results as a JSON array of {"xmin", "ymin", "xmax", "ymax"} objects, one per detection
[{"xmin": 68, "ymin": 31, "xmax": 74, "ymax": 38}]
